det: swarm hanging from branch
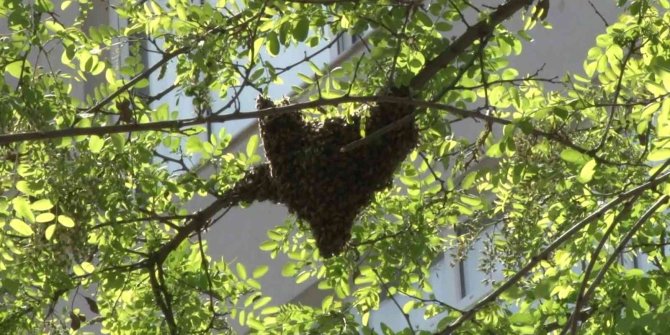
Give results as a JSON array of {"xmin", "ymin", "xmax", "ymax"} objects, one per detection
[{"xmin": 233, "ymin": 87, "xmax": 418, "ymax": 258}]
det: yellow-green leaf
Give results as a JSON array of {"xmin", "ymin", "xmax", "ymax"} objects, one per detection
[
  {"xmin": 45, "ymin": 224, "xmax": 56, "ymax": 240},
  {"xmin": 15, "ymin": 180, "xmax": 32, "ymax": 195},
  {"xmin": 72, "ymin": 264, "xmax": 85, "ymax": 276},
  {"xmin": 36, "ymin": 212, "xmax": 55, "ymax": 223},
  {"xmin": 577, "ymin": 159, "xmax": 597, "ymax": 183},
  {"xmin": 31, "ymin": 199, "xmax": 54, "ymax": 211},
  {"xmin": 88, "ymin": 136, "xmax": 105, "ymax": 153},
  {"xmin": 648, "ymin": 149, "xmax": 670, "ymax": 162},
  {"xmin": 236, "ymin": 263, "xmax": 247, "ymax": 279},
  {"xmin": 253, "ymin": 265, "xmax": 269, "ymax": 278},
  {"xmin": 253, "ymin": 296, "xmax": 271, "ymax": 310},
  {"xmin": 560, "ymin": 148, "xmax": 589, "ymax": 165},
  {"xmin": 5, "ymin": 61, "xmax": 24, "ymax": 79},
  {"xmin": 10, "ymin": 219, "xmax": 34, "ymax": 236},
  {"xmin": 246, "ymin": 135, "xmax": 259, "ymax": 157},
  {"xmin": 81, "ymin": 261, "xmax": 95, "ymax": 273},
  {"xmin": 12, "ymin": 197, "xmax": 35, "ymax": 223},
  {"xmin": 57, "ymin": 215, "xmax": 75, "ymax": 228}
]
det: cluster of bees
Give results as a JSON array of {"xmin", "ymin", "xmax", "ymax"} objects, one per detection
[{"xmin": 233, "ymin": 90, "xmax": 417, "ymax": 257}]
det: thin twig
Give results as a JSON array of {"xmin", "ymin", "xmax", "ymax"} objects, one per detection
[
  {"xmin": 372, "ymin": 268, "xmax": 416, "ymax": 335},
  {"xmin": 588, "ymin": 1, "xmax": 609, "ymax": 27}
]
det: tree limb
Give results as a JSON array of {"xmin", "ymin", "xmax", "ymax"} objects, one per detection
[
  {"xmin": 562, "ymin": 195, "xmax": 669, "ymax": 335},
  {"xmin": 410, "ymin": 0, "xmax": 534, "ymax": 91},
  {"xmin": 436, "ymin": 166, "xmax": 670, "ymax": 334}
]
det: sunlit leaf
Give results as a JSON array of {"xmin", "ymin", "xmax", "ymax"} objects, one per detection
[{"xmin": 9, "ymin": 219, "xmax": 33, "ymax": 236}]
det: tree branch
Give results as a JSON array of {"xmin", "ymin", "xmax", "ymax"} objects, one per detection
[
  {"xmin": 562, "ymin": 195, "xmax": 669, "ymax": 334},
  {"xmin": 563, "ymin": 200, "xmax": 636, "ymax": 335},
  {"xmin": 148, "ymin": 265, "xmax": 178, "ymax": 334},
  {"xmin": 410, "ymin": 0, "xmax": 533, "ymax": 91},
  {"xmin": 436, "ymin": 166, "xmax": 670, "ymax": 334}
]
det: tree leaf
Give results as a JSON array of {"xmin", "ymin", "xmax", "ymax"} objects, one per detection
[
  {"xmin": 252, "ymin": 265, "xmax": 269, "ymax": 278},
  {"xmin": 236, "ymin": 262, "xmax": 247, "ymax": 280},
  {"xmin": 648, "ymin": 149, "xmax": 670, "ymax": 161},
  {"xmin": 35, "ymin": 212, "xmax": 55, "ymax": 223},
  {"xmin": 267, "ymin": 32, "xmax": 280, "ymax": 56},
  {"xmin": 45, "ymin": 224, "xmax": 56, "ymax": 240},
  {"xmin": 246, "ymin": 135, "xmax": 259, "ymax": 157},
  {"xmin": 560, "ymin": 148, "xmax": 589, "ymax": 165},
  {"xmin": 9, "ymin": 219, "xmax": 34, "ymax": 236},
  {"xmin": 85, "ymin": 297, "xmax": 100, "ymax": 314},
  {"xmin": 5, "ymin": 61, "xmax": 23, "ymax": 78},
  {"xmin": 89, "ymin": 135, "xmax": 105, "ymax": 153},
  {"xmin": 57, "ymin": 215, "xmax": 75, "ymax": 228},
  {"xmin": 81, "ymin": 261, "xmax": 95, "ymax": 273},
  {"xmin": 12, "ymin": 197, "xmax": 35, "ymax": 223},
  {"xmin": 577, "ymin": 159, "xmax": 597, "ymax": 183},
  {"xmin": 293, "ymin": 17, "xmax": 309, "ymax": 42},
  {"xmin": 30, "ymin": 199, "xmax": 54, "ymax": 211}
]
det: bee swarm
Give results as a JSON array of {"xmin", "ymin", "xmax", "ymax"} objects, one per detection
[{"xmin": 235, "ymin": 89, "xmax": 417, "ymax": 258}]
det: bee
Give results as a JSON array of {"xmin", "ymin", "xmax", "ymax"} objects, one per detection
[{"xmin": 246, "ymin": 88, "xmax": 418, "ymax": 257}]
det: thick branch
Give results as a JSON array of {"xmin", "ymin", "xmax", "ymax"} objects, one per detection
[
  {"xmin": 410, "ymin": 0, "xmax": 534, "ymax": 91},
  {"xmin": 565, "ymin": 200, "xmax": 635, "ymax": 334},
  {"xmin": 148, "ymin": 265, "xmax": 178, "ymax": 334},
  {"xmin": 437, "ymin": 167, "xmax": 670, "ymax": 334},
  {"xmin": 562, "ymin": 195, "xmax": 669, "ymax": 335},
  {"xmin": 1, "ymin": 96, "xmax": 610, "ymax": 167},
  {"xmin": 147, "ymin": 164, "xmax": 275, "ymax": 267}
]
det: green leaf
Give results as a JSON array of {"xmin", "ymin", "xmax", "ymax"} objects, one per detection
[
  {"xmin": 577, "ymin": 159, "xmax": 597, "ymax": 183},
  {"xmin": 72, "ymin": 264, "xmax": 86, "ymax": 276},
  {"xmin": 560, "ymin": 148, "xmax": 589, "ymax": 165},
  {"xmin": 402, "ymin": 300, "xmax": 415, "ymax": 314},
  {"xmin": 246, "ymin": 135, "xmax": 259, "ymax": 157},
  {"xmin": 81, "ymin": 262, "xmax": 95, "ymax": 273},
  {"xmin": 185, "ymin": 136, "xmax": 204, "ymax": 155},
  {"xmin": 12, "ymin": 197, "xmax": 34, "ymax": 223},
  {"xmin": 35, "ymin": 212, "xmax": 55, "ymax": 223},
  {"xmin": 267, "ymin": 32, "xmax": 280, "ymax": 56},
  {"xmin": 296, "ymin": 271, "xmax": 311, "ymax": 283},
  {"xmin": 15, "ymin": 181, "xmax": 32, "ymax": 195},
  {"xmin": 111, "ymin": 133, "xmax": 125, "ymax": 150},
  {"xmin": 259, "ymin": 240, "xmax": 277, "ymax": 251},
  {"xmin": 648, "ymin": 149, "xmax": 670, "ymax": 161},
  {"xmin": 486, "ymin": 142, "xmax": 503, "ymax": 158},
  {"xmin": 261, "ymin": 306, "xmax": 280, "ymax": 315},
  {"xmin": 252, "ymin": 265, "xmax": 269, "ymax": 278},
  {"xmin": 89, "ymin": 136, "xmax": 105, "ymax": 153},
  {"xmin": 321, "ymin": 295, "xmax": 334, "ymax": 311},
  {"xmin": 236, "ymin": 262, "xmax": 247, "ymax": 280},
  {"xmin": 510, "ymin": 312, "xmax": 535, "ymax": 325},
  {"xmin": 45, "ymin": 224, "xmax": 56, "ymax": 240},
  {"xmin": 253, "ymin": 296, "xmax": 271, "ymax": 310},
  {"xmin": 5, "ymin": 61, "xmax": 24, "ymax": 79},
  {"xmin": 281, "ymin": 263, "xmax": 297, "ymax": 277},
  {"xmin": 35, "ymin": 0, "xmax": 55, "ymax": 12},
  {"xmin": 30, "ymin": 199, "xmax": 53, "ymax": 211},
  {"xmin": 57, "ymin": 215, "xmax": 75, "ymax": 228},
  {"xmin": 247, "ymin": 316, "xmax": 265, "ymax": 331},
  {"xmin": 9, "ymin": 219, "xmax": 33, "ymax": 236},
  {"xmin": 461, "ymin": 171, "xmax": 477, "ymax": 189},
  {"xmin": 293, "ymin": 17, "xmax": 309, "ymax": 42}
]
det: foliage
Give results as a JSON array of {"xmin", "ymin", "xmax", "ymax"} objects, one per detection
[{"xmin": 2, "ymin": 0, "xmax": 670, "ymax": 334}]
